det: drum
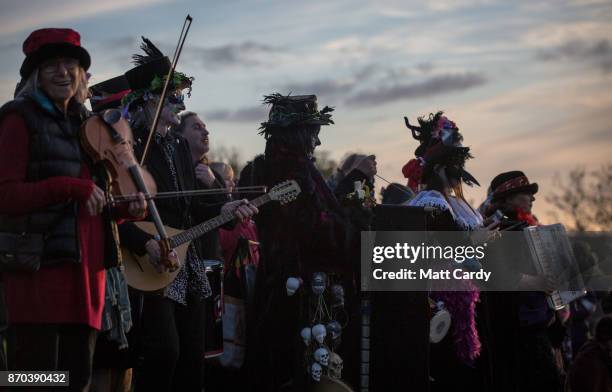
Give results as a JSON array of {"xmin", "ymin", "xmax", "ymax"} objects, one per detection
[{"xmin": 204, "ymin": 260, "xmax": 224, "ymax": 359}]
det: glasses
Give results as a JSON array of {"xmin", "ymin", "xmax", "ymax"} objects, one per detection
[
  {"xmin": 167, "ymin": 92, "xmax": 185, "ymax": 105},
  {"xmin": 40, "ymin": 58, "xmax": 80, "ymax": 74}
]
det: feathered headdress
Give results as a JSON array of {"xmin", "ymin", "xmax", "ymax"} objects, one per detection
[
  {"xmin": 122, "ymin": 37, "xmax": 193, "ymax": 107},
  {"xmin": 132, "ymin": 37, "xmax": 165, "ymax": 66},
  {"xmin": 258, "ymin": 93, "xmax": 334, "ymax": 136},
  {"xmin": 402, "ymin": 111, "xmax": 479, "ymax": 191}
]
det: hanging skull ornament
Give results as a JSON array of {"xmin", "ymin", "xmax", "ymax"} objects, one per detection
[
  {"xmin": 330, "ymin": 284, "xmax": 345, "ymax": 308},
  {"xmin": 326, "ymin": 321, "xmax": 342, "ymax": 343},
  {"xmin": 286, "ymin": 277, "xmax": 302, "ymax": 296},
  {"xmin": 311, "ymin": 362, "xmax": 323, "ymax": 382},
  {"xmin": 312, "ymin": 324, "xmax": 327, "ymax": 344},
  {"xmin": 311, "ymin": 272, "xmax": 327, "ymax": 296},
  {"xmin": 300, "ymin": 327, "xmax": 312, "ymax": 346},
  {"xmin": 313, "ymin": 347, "xmax": 330, "ymax": 366},
  {"xmin": 328, "ymin": 352, "xmax": 344, "ymax": 379}
]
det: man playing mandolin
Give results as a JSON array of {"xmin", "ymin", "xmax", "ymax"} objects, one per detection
[{"xmin": 118, "ymin": 37, "xmax": 257, "ymax": 391}]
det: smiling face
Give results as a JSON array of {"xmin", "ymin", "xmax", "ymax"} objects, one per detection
[
  {"xmin": 182, "ymin": 114, "xmax": 210, "ymax": 158},
  {"xmin": 38, "ymin": 56, "xmax": 80, "ymax": 106}
]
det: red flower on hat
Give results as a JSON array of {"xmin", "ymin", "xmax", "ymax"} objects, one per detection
[{"xmin": 402, "ymin": 158, "xmax": 425, "ymax": 192}]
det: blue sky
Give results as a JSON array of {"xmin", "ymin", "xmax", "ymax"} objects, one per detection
[{"xmin": 1, "ymin": 0, "xmax": 611, "ymax": 222}]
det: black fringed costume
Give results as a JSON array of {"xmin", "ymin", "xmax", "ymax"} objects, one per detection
[{"xmin": 239, "ymin": 95, "xmax": 353, "ymax": 391}]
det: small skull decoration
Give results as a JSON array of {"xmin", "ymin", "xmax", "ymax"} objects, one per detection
[
  {"xmin": 300, "ymin": 327, "xmax": 312, "ymax": 346},
  {"xmin": 313, "ymin": 347, "xmax": 330, "ymax": 366},
  {"xmin": 311, "ymin": 272, "xmax": 327, "ymax": 296},
  {"xmin": 326, "ymin": 321, "xmax": 342, "ymax": 345},
  {"xmin": 328, "ymin": 352, "xmax": 343, "ymax": 379},
  {"xmin": 312, "ymin": 324, "xmax": 327, "ymax": 344},
  {"xmin": 311, "ymin": 362, "xmax": 323, "ymax": 382},
  {"xmin": 286, "ymin": 277, "xmax": 302, "ymax": 296},
  {"xmin": 330, "ymin": 284, "xmax": 345, "ymax": 308}
]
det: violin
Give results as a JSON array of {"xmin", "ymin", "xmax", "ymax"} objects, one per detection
[
  {"xmin": 80, "ymin": 108, "xmax": 177, "ymax": 270},
  {"xmin": 81, "ymin": 109, "xmax": 157, "ymax": 201}
]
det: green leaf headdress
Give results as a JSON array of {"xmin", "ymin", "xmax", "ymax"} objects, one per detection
[
  {"xmin": 122, "ymin": 37, "xmax": 193, "ymax": 107},
  {"xmin": 258, "ymin": 93, "xmax": 334, "ymax": 136}
]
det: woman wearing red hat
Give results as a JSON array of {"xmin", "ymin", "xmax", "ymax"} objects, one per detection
[
  {"xmin": 0, "ymin": 28, "xmax": 146, "ymax": 391},
  {"xmin": 481, "ymin": 171, "xmax": 564, "ymax": 392}
]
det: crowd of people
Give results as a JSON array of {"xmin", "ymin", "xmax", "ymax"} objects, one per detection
[{"xmin": 0, "ymin": 27, "xmax": 610, "ymax": 392}]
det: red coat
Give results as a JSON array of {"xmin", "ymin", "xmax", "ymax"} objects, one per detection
[
  {"xmin": 219, "ymin": 220, "xmax": 259, "ymax": 278},
  {"xmin": 0, "ymin": 112, "xmax": 105, "ymax": 329}
]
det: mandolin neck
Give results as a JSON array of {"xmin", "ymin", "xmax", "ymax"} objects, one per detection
[{"xmin": 168, "ymin": 194, "xmax": 271, "ymax": 248}]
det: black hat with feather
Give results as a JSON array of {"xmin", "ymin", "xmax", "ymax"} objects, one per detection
[
  {"xmin": 122, "ymin": 37, "xmax": 193, "ymax": 106},
  {"xmin": 259, "ymin": 93, "xmax": 334, "ymax": 137}
]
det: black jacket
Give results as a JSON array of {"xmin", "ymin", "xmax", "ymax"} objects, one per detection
[
  {"xmin": 0, "ymin": 93, "xmax": 122, "ymax": 268},
  {"xmin": 119, "ymin": 129, "xmax": 227, "ymax": 260}
]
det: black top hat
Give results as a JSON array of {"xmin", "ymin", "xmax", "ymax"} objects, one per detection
[
  {"xmin": 125, "ymin": 56, "xmax": 172, "ymax": 91},
  {"xmin": 123, "ymin": 37, "xmax": 192, "ymax": 105},
  {"xmin": 89, "ymin": 75, "xmax": 131, "ymax": 112},
  {"xmin": 490, "ymin": 171, "xmax": 538, "ymax": 202},
  {"xmin": 259, "ymin": 93, "xmax": 334, "ymax": 135}
]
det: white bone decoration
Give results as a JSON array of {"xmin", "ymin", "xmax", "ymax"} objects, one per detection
[
  {"xmin": 312, "ymin": 324, "xmax": 327, "ymax": 344},
  {"xmin": 300, "ymin": 327, "xmax": 312, "ymax": 346},
  {"xmin": 314, "ymin": 347, "xmax": 330, "ymax": 366},
  {"xmin": 286, "ymin": 277, "xmax": 301, "ymax": 296},
  {"xmin": 311, "ymin": 362, "xmax": 322, "ymax": 382}
]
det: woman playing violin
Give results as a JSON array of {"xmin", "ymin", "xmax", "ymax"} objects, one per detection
[{"xmin": 0, "ymin": 28, "xmax": 146, "ymax": 391}]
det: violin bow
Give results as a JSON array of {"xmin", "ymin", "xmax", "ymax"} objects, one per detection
[
  {"xmin": 139, "ymin": 14, "xmax": 193, "ymax": 166},
  {"xmin": 136, "ymin": 14, "xmax": 193, "ymax": 270}
]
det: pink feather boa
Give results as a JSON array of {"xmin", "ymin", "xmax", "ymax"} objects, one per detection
[{"xmin": 431, "ymin": 283, "xmax": 481, "ymax": 365}]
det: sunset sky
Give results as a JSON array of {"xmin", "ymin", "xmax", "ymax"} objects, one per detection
[{"xmin": 1, "ymin": 0, "xmax": 610, "ymax": 225}]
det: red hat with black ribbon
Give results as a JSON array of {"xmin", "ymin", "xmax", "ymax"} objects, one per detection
[
  {"xmin": 490, "ymin": 170, "xmax": 538, "ymax": 202},
  {"xmin": 20, "ymin": 28, "xmax": 91, "ymax": 78},
  {"xmin": 89, "ymin": 75, "xmax": 131, "ymax": 113}
]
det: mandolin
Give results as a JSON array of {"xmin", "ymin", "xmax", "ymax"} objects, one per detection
[{"xmin": 123, "ymin": 179, "xmax": 300, "ymax": 291}]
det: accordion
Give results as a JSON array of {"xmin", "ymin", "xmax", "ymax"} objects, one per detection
[{"xmin": 523, "ymin": 223, "xmax": 586, "ymax": 310}]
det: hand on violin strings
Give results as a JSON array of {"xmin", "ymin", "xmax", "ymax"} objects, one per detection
[
  {"xmin": 127, "ymin": 192, "xmax": 147, "ymax": 219},
  {"xmin": 222, "ymin": 199, "xmax": 259, "ymax": 222},
  {"xmin": 195, "ymin": 163, "xmax": 216, "ymax": 187},
  {"xmin": 85, "ymin": 185, "xmax": 107, "ymax": 216}
]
